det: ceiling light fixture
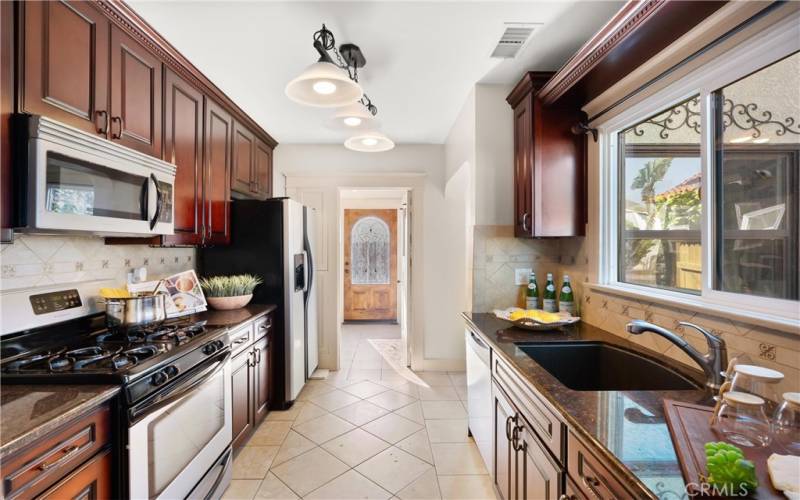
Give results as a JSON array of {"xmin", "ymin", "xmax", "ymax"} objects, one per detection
[
  {"xmin": 345, "ymin": 131, "xmax": 394, "ymax": 153},
  {"xmin": 287, "ymin": 24, "xmax": 393, "ymax": 151},
  {"xmin": 330, "ymin": 102, "xmax": 378, "ymax": 131},
  {"xmin": 285, "ymin": 25, "xmax": 365, "ymax": 107}
]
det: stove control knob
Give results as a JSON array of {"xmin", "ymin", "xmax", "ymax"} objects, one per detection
[
  {"xmin": 151, "ymin": 371, "xmax": 168, "ymax": 387},
  {"xmin": 202, "ymin": 343, "xmax": 218, "ymax": 355},
  {"xmin": 164, "ymin": 365, "xmax": 179, "ymax": 378}
]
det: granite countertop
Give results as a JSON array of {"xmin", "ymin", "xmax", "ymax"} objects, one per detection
[
  {"xmin": 463, "ymin": 312, "xmax": 713, "ymax": 499},
  {"xmin": 188, "ymin": 303, "xmax": 277, "ymax": 329},
  {"xmin": 0, "ymin": 384, "xmax": 119, "ymax": 458}
]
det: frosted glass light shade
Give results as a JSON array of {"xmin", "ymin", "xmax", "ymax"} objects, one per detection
[
  {"xmin": 344, "ymin": 131, "xmax": 395, "ymax": 152},
  {"xmin": 330, "ymin": 102, "xmax": 377, "ymax": 130},
  {"xmin": 285, "ymin": 61, "xmax": 363, "ymax": 107}
]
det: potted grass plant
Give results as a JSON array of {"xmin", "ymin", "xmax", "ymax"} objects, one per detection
[{"xmin": 199, "ymin": 274, "xmax": 263, "ymax": 310}]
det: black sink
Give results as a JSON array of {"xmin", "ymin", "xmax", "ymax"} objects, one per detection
[{"xmin": 515, "ymin": 341, "xmax": 700, "ymax": 391}]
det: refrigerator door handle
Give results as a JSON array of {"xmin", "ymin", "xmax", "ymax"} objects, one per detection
[{"xmin": 301, "ymin": 251, "xmax": 310, "ymax": 293}]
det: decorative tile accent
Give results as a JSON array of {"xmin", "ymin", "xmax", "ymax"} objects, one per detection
[{"xmin": 759, "ymin": 343, "xmax": 776, "ymax": 361}]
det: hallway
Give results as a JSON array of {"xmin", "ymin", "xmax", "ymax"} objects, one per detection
[{"xmin": 223, "ymin": 324, "xmax": 493, "ymax": 500}]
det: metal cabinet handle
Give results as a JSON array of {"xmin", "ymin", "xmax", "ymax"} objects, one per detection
[
  {"xmin": 37, "ymin": 444, "xmax": 84, "ymax": 471},
  {"xmin": 232, "ymin": 337, "xmax": 248, "ymax": 346},
  {"xmin": 95, "ymin": 110, "xmax": 108, "ymax": 135},
  {"xmin": 505, "ymin": 415, "xmax": 514, "ymax": 441},
  {"xmin": 521, "ymin": 212, "xmax": 530, "ymax": 232},
  {"xmin": 581, "ymin": 474, "xmax": 603, "ymax": 498},
  {"xmin": 111, "ymin": 116, "xmax": 124, "ymax": 139}
]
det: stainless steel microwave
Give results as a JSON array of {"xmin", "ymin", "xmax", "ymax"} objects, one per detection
[{"xmin": 13, "ymin": 114, "xmax": 175, "ymax": 236}]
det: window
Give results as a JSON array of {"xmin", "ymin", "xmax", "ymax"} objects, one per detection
[
  {"xmin": 350, "ymin": 216, "xmax": 390, "ymax": 284},
  {"xmin": 601, "ymin": 22, "xmax": 799, "ymax": 322}
]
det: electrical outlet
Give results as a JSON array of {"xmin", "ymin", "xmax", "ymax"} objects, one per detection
[{"xmin": 514, "ymin": 268, "xmax": 532, "ymax": 285}]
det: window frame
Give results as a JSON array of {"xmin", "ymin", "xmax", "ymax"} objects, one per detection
[{"xmin": 597, "ymin": 13, "xmax": 800, "ymax": 325}]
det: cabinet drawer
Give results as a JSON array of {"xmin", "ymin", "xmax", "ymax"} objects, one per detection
[
  {"xmin": 38, "ymin": 448, "xmax": 112, "ymax": 500},
  {"xmin": 492, "ymin": 355, "xmax": 564, "ymax": 463},
  {"xmin": 567, "ymin": 431, "xmax": 633, "ymax": 500},
  {"xmin": 230, "ymin": 322, "xmax": 254, "ymax": 355},
  {"xmin": 254, "ymin": 314, "xmax": 272, "ymax": 341},
  {"xmin": 2, "ymin": 405, "xmax": 111, "ymax": 499}
]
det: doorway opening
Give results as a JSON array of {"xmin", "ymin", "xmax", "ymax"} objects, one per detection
[{"xmin": 339, "ymin": 188, "xmax": 411, "ymax": 375}]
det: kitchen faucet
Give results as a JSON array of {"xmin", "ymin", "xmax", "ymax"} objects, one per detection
[{"xmin": 626, "ymin": 320, "xmax": 728, "ymax": 392}]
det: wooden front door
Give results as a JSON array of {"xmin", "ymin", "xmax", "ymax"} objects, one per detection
[{"xmin": 344, "ymin": 209, "xmax": 397, "ymax": 321}]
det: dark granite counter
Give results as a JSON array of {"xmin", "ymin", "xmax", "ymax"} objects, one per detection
[
  {"xmin": 0, "ymin": 384, "xmax": 119, "ymax": 458},
  {"xmin": 463, "ymin": 312, "xmax": 713, "ymax": 499},
  {"xmin": 187, "ymin": 303, "xmax": 276, "ymax": 329}
]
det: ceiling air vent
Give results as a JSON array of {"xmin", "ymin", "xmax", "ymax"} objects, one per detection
[{"xmin": 491, "ymin": 23, "xmax": 540, "ymax": 59}]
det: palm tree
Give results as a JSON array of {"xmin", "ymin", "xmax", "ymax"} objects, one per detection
[{"xmin": 626, "ymin": 158, "xmax": 672, "ymax": 282}]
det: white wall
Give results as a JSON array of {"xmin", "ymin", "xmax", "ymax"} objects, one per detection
[
  {"xmin": 274, "ymin": 144, "xmax": 467, "ymax": 371},
  {"xmin": 475, "ymin": 84, "xmax": 515, "ymax": 226}
]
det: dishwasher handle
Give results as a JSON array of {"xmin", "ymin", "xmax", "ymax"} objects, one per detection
[{"xmin": 467, "ymin": 330, "xmax": 490, "ymax": 364}]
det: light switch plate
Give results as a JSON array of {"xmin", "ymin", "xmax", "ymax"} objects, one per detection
[{"xmin": 514, "ymin": 268, "xmax": 532, "ymax": 285}]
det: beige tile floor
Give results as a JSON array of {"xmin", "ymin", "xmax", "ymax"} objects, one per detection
[{"xmin": 223, "ymin": 324, "xmax": 498, "ymax": 499}]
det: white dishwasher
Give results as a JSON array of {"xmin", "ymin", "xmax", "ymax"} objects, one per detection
[{"xmin": 465, "ymin": 328, "xmax": 493, "ymax": 476}]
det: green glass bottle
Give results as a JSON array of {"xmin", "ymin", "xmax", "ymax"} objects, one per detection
[
  {"xmin": 559, "ymin": 275, "xmax": 576, "ymax": 316},
  {"xmin": 542, "ymin": 273, "xmax": 557, "ymax": 313},
  {"xmin": 525, "ymin": 272, "xmax": 539, "ymax": 310}
]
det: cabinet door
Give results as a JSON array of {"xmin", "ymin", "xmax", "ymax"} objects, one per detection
[
  {"xmin": 519, "ymin": 426, "xmax": 561, "ymax": 500},
  {"xmin": 38, "ymin": 449, "xmax": 112, "ymax": 500},
  {"xmin": 254, "ymin": 139, "xmax": 273, "ymax": 199},
  {"xmin": 231, "ymin": 121, "xmax": 255, "ymax": 195},
  {"xmin": 22, "ymin": 0, "xmax": 109, "ymax": 136},
  {"xmin": 109, "ymin": 25, "xmax": 162, "ymax": 157},
  {"xmin": 513, "ymin": 95, "xmax": 533, "ymax": 238},
  {"xmin": 203, "ymin": 100, "xmax": 232, "ymax": 245},
  {"xmin": 231, "ymin": 348, "xmax": 254, "ymax": 448},
  {"xmin": 163, "ymin": 70, "xmax": 203, "ymax": 245},
  {"xmin": 493, "ymin": 382, "xmax": 517, "ymax": 500},
  {"xmin": 253, "ymin": 335, "xmax": 270, "ymax": 424}
]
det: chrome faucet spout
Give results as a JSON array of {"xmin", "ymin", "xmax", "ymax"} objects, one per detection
[{"xmin": 626, "ymin": 320, "xmax": 727, "ymax": 392}]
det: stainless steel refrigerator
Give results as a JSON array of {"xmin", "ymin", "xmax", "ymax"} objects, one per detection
[{"xmin": 200, "ymin": 198, "xmax": 318, "ymax": 408}]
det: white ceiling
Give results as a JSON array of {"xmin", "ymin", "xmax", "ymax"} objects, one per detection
[{"xmin": 128, "ymin": 1, "xmax": 623, "ymax": 144}]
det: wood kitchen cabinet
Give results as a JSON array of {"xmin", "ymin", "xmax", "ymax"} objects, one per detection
[
  {"xmin": 1, "ymin": 403, "xmax": 113, "ymax": 499},
  {"xmin": 162, "ymin": 69, "xmax": 204, "ymax": 246},
  {"xmin": 230, "ymin": 314, "xmax": 272, "ymax": 450},
  {"xmin": 109, "ymin": 25, "xmax": 162, "ymax": 157},
  {"xmin": 204, "ymin": 100, "xmax": 233, "ymax": 245},
  {"xmin": 21, "ymin": 0, "xmax": 110, "ymax": 137},
  {"xmin": 493, "ymin": 381, "xmax": 561, "ymax": 500},
  {"xmin": 507, "ymin": 72, "xmax": 585, "ymax": 238},
  {"xmin": 231, "ymin": 343, "xmax": 255, "ymax": 449},
  {"xmin": 231, "ymin": 121, "xmax": 273, "ymax": 200}
]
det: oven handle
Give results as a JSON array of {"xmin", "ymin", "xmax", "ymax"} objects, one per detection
[
  {"xmin": 129, "ymin": 349, "xmax": 230, "ymax": 424},
  {"xmin": 149, "ymin": 173, "xmax": 163, "ymax": 230}
]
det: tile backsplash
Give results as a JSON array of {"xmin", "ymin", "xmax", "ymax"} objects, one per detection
[
  {"xmin": 472, "ymin": 225, "xmax": 800, "ymax": 394},
  {"xmin": 0, "ymin": 234, "xmax": 195, "ymax": 292}
]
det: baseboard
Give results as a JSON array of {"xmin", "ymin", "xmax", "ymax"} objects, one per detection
[
  {"xmin": 420, "ymin": 357, "xmax": 466, "ymax": 372},
  {"xmin": 342, "ymin": 320, "xmax": 399, "ymax": 325}
]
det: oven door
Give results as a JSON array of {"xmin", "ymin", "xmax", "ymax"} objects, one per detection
[
  {"xmin": 24, "ymin": 116, "xmax": 174, "ymax": 236},
  {"xmin": 128, "ymin": 350, "xmax": 231, "ymax": 500}
]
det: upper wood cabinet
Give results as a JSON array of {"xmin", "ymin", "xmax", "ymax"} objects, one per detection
[
  {"xmin": 163, "ymin": 69, "xmax": 204, "ymax": 246},
  {"xmin": 204, "ymin": 99, "xmax": 233, "ymax": 245},
  {"xmin": 232, "ymin": 120, "xmax": 255, "ymax": 194},
  {"xmin": 21, "ymin": 1, "xmax": 109, "ymax": 137},
  {"xmin": 254, "ymin": 139, "xmax": 273, "ymax": 199},
  {"xmin": 109, "ymin": 26, "xmax": 162, "ymax": 157},
  {"xmin": 507, "ymin": 72, "xmax": 585, "ymax": 238},
  {"xmin": 232, "ymin": 121, "xmax": 273, "ymax": 200}
]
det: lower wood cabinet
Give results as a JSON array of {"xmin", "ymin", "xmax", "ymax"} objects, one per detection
[
  {"xmin": 38, "ymin": 449, "xmax": 112, "ymax": 500},
  {"xmin": 1, "ymin": 403, "xmax": 113, "ymax": 499},
  {"xmin": 230, "ymin": 314, "xmax": 272, "ymax": 449},
  {"xmin": 493, "ymin": 381, "xmax": 562, "ymax": 500}
]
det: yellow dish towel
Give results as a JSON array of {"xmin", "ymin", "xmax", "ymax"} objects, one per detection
[
  {"xmin": 508, "ymin": 309, "xmax": 562, "ymax": 324},
  {"xmin": 99, "ymin": 287, "xmax": 131, "ymax": 299}
]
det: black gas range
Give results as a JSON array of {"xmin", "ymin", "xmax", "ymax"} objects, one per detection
[
  {"xmin": 1, "ymin": 285, "xmax": 234, "ymax": 499},
  {"xmin": 1, "ymin": 315, "xmax": 229, "ymax": 405}
]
